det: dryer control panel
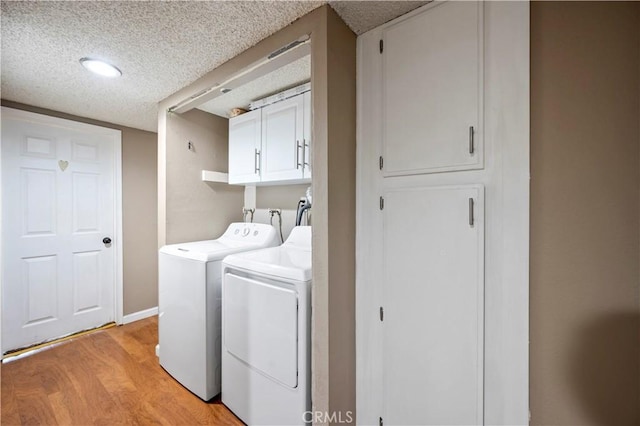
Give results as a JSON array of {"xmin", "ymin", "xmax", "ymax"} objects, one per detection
[{"xmin": 220, "ymin": 222, "xmax": 279, "ymax": 246}]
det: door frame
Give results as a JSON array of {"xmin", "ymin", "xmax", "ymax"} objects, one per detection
[{"xmin": 0, "ymin": 106, "xmax": 124, "ymax": 356}]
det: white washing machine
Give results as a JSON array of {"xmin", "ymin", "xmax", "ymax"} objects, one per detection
[
  {"xmin": 158, "ymin": 222, "xmax": 279, "ymax": 401},
  {"xmin": 221, "ymin": 226, "xmax": 312, "ymax": 425}
]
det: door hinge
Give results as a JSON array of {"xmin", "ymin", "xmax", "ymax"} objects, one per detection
[
  {"xmin": 379, "ymin": 306, "xmax": 384, "ymax": 321},
  {"xmin": 379, "ymin": 417, "xmax": 384, "ymax": 426},
  {"xmin": 379, "ymin": 156, "xmax": 384, "ymax": 170},
  {"xmin": 379, "ymin": 196, "xmax": 384, "ymax": 210},
  {"xmin": 379, "ymin": 39, "xmax": 384, "ymax": 54}
]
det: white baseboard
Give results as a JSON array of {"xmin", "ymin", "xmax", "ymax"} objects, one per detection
[{"xmin": 122, "ymin": 306, "xmax": 158, "ymax": 325}]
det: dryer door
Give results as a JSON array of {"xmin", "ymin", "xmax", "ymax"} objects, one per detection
[{"xmin": 223, "ymin": 273, "xmax": 298, "ymax": 388}]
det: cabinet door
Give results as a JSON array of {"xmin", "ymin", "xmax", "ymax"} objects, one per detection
[
  {"xmin": 260, "ymin": 95, "xmax": 305, "ymax": 183},
  {"xmin": 303, "ymin": 91, "xmax": 312, "ymax": 180},
  {"xmin": 382, "ymin": 185, "xmax": 484, "ymax": 425},
  {"xmin": 228, "ymin": 109, "xmax": 261, "ymax": 184},
  {"xmin": 382, "ymin": 1, "xmax": 483, "ymax": 176}
]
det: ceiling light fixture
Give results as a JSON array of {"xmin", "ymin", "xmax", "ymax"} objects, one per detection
[{"xmin": 79, "ymin": 57, "xmax": 122, "ymax": 78}]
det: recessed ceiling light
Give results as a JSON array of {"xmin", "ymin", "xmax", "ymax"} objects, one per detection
[{"xmin": 79, "ymin": 57, "xmax": 122, "ymax": 78}]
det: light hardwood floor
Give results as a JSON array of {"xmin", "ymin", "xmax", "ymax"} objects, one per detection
[{"xmin": 1, "ymin": 316, "xmax": 243, "ymax": 425}]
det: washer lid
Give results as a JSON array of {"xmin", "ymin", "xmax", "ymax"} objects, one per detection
[
  {"xmin": 159, "ymin": 223, "xmax": 279, "ymax": 262},
  {"xmin": 223, "ymin": 226, "xmax": 312, "ymax": 281}
]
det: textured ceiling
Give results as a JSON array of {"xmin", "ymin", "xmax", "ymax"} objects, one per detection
[
  {"xmin": 330, "ymin": 1, "xmax": 428, "ymax": 34},
  {"xmin": 1, "ymin": 1, "xmax": 426, "ymax": 132}
]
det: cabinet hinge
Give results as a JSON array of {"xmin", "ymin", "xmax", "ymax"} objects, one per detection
[
  {"xmin": 379, "ymin": 196, "xmax": 384, "ymax": 210},
  {"xmin": 379, "ymin": 417, "xmax": 384, "ymax": 426},
  {"xmin": 379, "ymin": 39, "xmax": 384, "ymax": 54},
  {"xmin": 379, "ymin": 306, "xmax": 384, "ymax": 321},
  {"xmin": 379, "ymin": 156, "xmax": 384, "ymax": 170}
]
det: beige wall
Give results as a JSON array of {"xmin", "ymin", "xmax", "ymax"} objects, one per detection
[
  {"xmin": 530, "ymin": 2, "xmax": 640, "ymax": 425},
  {"xmin": 324, "ymin": 6, "xmax": 356, "ymax": 418},
  {"xmin": 157, "ymin": 5, "xmax": 357, "ymax": 422},
  {"xmin": 121, "ymin": 127, "xmax": 158, "ymax": 314},
  {"xmin": 1, "ymin": 100, "xmax": 159, "ymax": 316},
  {"xmin": 165, "ymin": 109, "xmax": 243, "ymax": 244},
  {"xmin": 255, "ymin": 184, "xmax": 310, "ymax": 241},
  {"xmin": 256, "ymin": 184, "xmax": 309, "ymax": 209}
]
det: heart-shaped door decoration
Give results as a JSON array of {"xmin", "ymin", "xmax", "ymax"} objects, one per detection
[{"xmin": 58, "ymin": 160, "xmax": 69, "ymax": 171}]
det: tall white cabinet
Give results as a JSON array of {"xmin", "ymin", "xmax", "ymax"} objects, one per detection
[
  {"xmin": 380, "ymin": 3, "xmax": 485, "ymax": 423},
  {"xmin": 357, "ymin": 1, "xmax": 529, "ymax": 425}
]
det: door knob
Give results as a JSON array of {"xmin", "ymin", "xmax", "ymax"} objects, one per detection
[{"xmin": 103, "ymin": 237, "xmax": 112, "ymax": 244}]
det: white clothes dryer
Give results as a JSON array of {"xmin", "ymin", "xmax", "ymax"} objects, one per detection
[
  {"xmin": 221, "ymin": 226, "xmax": 312, "ymax": 425},
  {"xmin": 158, "ymin": 222, "xmax": 279, "ymax": 401}
]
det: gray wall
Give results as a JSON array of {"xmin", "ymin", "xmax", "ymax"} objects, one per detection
[
  {"xmin": 165, "ymin": 109, "xmax": 243, "ymax": 244},
  {"xmin": 324, "ymin": 7, "xmax": 357, "ymax": 418},
  {"xmin": 255, "ymin": 184, "xmax": 310, "ymax": 241},
  {"xmin": 121, "ymin": 127, "xmax": 158, "ymax": 314},
  {"xmin": 2, "ymin": 100, "xmax": 159, "ymax": 316},
  {"xmin": 530, "ymin": 2, "xmax": 640, "ymax": 424}
]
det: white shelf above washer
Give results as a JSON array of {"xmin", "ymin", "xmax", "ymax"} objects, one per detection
[{"xmin": 201, "ymin": 170, "xmax": 228, "ymax": 183}]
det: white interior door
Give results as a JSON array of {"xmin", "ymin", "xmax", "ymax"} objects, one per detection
[
  {"xmin": 382, "ymin": 184, "xmax": 484, "ymax": 425},
  {"xmin": 382, "ymin": 1, "xmax": 483, "ymax": 176},
  {"xmin": 1, "ymin": 107, "xmax": 121, "ymax": 353}
]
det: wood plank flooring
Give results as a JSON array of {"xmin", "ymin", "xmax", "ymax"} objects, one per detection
[{"xmin": 1, "ymin": 316, "xmax": 243, "ymax": 425}]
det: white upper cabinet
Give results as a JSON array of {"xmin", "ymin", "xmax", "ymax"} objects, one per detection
[
  {"xmin": 228, "ymin": 108, "xmax": 261, "ymax": 184},
  {"xmin": 382, "ymin": 1, "xmax": 483, "ymax": 176},
  {"xmin": 261, "ymin": 94, "xmax": 305, "ymax": 183},
  {"xmin": 228, "ymin": 91, "xmax": 311, "ymax": 185}
]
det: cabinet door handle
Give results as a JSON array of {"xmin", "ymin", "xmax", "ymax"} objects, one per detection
[
  {"xmin": 254, "ymin": 149, "xmax": 261, "ymax": 174},
  {"xmin": 303, "ymin": 139, "xmax": 310, "ymax": 168},
  {"xmin": 296, "ymin": 140, "xmax": 302, "ymax": 169},
  {"xmin": 469, "ymin": 126, "xmax": 475, "ymax": 155},
  {"xmin": 469, "ymin": 197, "xmax": 474, "ymax": 227}
]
